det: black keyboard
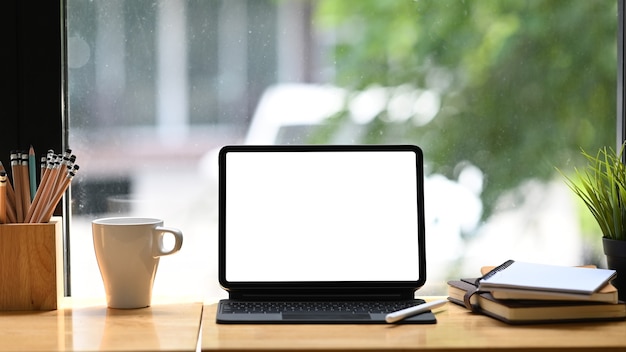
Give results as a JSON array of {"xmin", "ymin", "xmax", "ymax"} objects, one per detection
[{"xmin": 220, "ymin": 300, "xmax": 422, "ymax": 315}]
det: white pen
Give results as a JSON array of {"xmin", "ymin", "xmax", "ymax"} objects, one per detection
[{"xmin": 385, "ymin": 299, "xmax": 448, "ymax": 323}]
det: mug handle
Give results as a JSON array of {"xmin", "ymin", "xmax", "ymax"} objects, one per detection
[{"xmin": 153, "ymin": 226, "xmax": 183, "ymax": 257}]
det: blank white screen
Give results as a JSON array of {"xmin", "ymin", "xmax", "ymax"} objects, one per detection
[{"xmin": 225, "ymin": 150, "xmax": 421, "ymax": 282}]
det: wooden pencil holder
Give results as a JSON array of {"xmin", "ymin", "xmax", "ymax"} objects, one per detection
[{"xmin": 0, "ymin": 216, "xmax": 63, "ymax": 310}]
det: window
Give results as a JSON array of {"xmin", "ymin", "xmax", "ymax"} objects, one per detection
[{"xmin": 4, "ymin": 0, "xmax": 621, "ymax": 298}]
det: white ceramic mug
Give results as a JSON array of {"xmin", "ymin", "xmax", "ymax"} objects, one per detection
[{"xmin": 92, "ymin": 217, "xmax": 183, "ymax": 309}]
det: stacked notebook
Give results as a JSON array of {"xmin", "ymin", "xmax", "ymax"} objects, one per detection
[{"xmin": 447, "ymin": 260, "xmax": 626, "ymax": 324}]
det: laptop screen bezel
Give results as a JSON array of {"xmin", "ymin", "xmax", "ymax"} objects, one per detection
[{"xmin": 218, "ymin": 144, "xmax": 427, "ymax": 294}]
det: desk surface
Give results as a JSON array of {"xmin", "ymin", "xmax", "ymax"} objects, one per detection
[
  {"xmin": 3, "ymin": 297, "xmax": 626, "ymax": 351},
  {"xmin": 201, "ymin": 298, "xmax": 626, "ymax": 352},
  {"xmin": 0, "ymin": 298, "xmax": 202, "ymax": 352}
]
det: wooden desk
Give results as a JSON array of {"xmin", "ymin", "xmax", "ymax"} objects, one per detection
[
  {"xmin": 201, "ymin": 298, "xmax": 626, "ymax": 351},
  {"xmin": 0, "ymin": 298, "xmax": 202, "ymax": 352},
  {"xmin": 3, "ymin": 297, "xmax": 625, "ymax": 351}
]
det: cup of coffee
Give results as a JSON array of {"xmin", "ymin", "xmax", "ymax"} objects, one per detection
[{"xmin": 92, "ymin": 217, "xmax": 183, "ymax": 309}]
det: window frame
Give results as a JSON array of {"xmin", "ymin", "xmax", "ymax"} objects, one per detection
[
  {"xmin": 616, "ymin": 0, "xmax": 626, "ymax": 153},
  {"xmin": 3, "ymin": 0, "xmax": 624, "ymax": 297}
]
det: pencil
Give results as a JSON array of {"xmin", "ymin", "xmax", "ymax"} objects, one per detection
[
  {"xmin": 11, "ymin": 151, "xmax": 23, "ymax": 222},
  {"xmin": 51, "ymin": 154, "xmax": 76, "ymax": 199},
  {"xmin": 0, "ymin": 162, "xmax": 17, "ymax": 223},
  {"xmin": 29, "ymin": 145, "xmax": 37, "ymax": 201},
  {"xmin": 0, "ymin": 171, "xmax": 6, "ymax": 224},
  {"xmin": 36, "ymin": 165, "xmax": 78, "ymax": 223},
  {"xmin": 26, "ymin": 153, "xmax": 58, "ymax": 223},
  {"xmin": 42, "ymin": 151, "xmax": 57, "ymax": 185},
  {"xmin": 40, "ymin": 155, "xmax": 46, "ymax": 180},
  {"xmin": 50, "ymin": 149, "xmax": 72, "ymax": 195},
  {"xmin": 20, "ymin": 152, "xmax": 32, "ymax": 217}
]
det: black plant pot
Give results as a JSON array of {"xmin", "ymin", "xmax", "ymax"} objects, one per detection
[{"xmin": 602, "ymin": 237, "xmax": 626, "ymax": 302}]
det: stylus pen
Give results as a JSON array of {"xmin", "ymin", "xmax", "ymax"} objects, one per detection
[{"xmin": 385, "ymin": 299, "xmax": 448, "ymax": 323}]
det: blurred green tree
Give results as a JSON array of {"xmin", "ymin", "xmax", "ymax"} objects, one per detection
[{"xmin": 313, "ymin": 0, "xmax": 617, "ymax": 224}]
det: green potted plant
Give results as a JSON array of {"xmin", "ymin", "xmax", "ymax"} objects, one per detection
[{"xmin": 561, "ymin": 143, "xmax": 626, "ymax": 300}]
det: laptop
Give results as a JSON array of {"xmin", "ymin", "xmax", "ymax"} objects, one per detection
[{"xmin": 216, "ymin": 144, "xmax": 434, "ymax": 324}]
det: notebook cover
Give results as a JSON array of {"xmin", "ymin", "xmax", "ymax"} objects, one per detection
[
  {"xmin": 477, "ymin": 260, "xmax": 616, "ymax": 295},
  {"xmin": 479, "ymin": 265, "xmax": 618, "ymax": 303},
  {"xmin": 448, "ymin": 279, "xmax": 626, "ymax": 325}
]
